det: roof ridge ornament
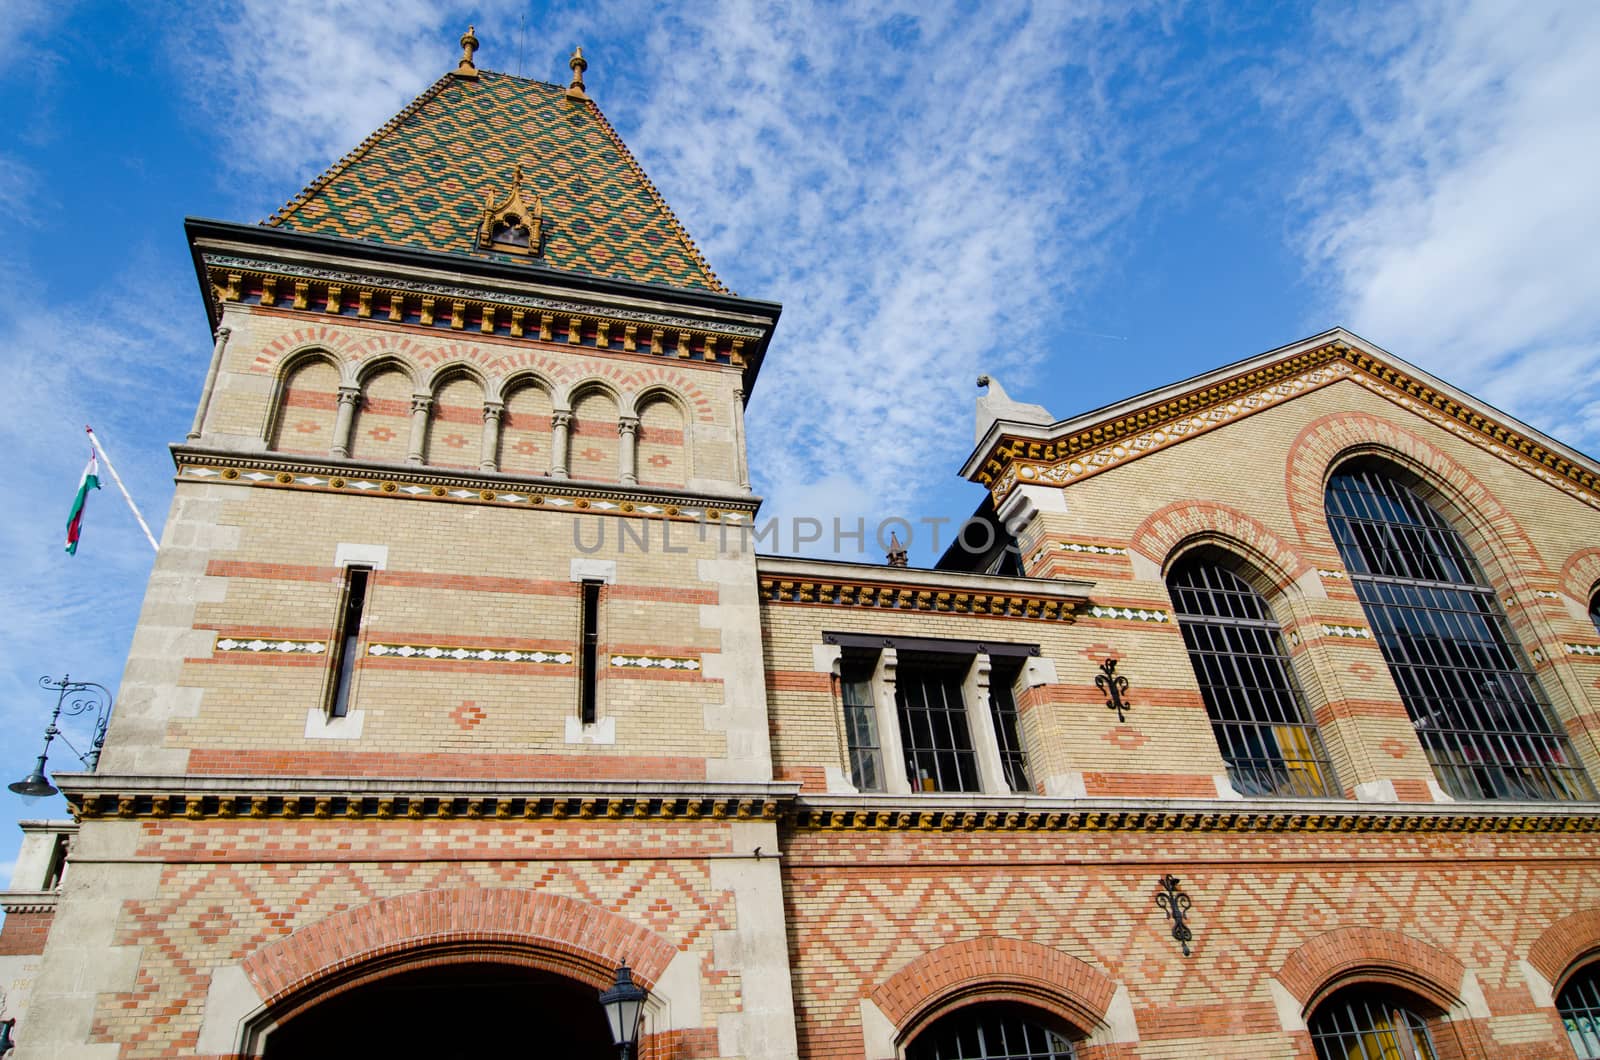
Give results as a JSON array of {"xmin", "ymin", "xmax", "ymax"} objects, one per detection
[
  {"xmin": 457, "ymin": 25, "xmax": 480, "ymax": 79},
  {"xmin": 566, "ymin": 45, "xmax": 589, "ymax": 100},
  {"xmin": 476, "ymin": 164, "xmax": 544, "ymax": 258}
]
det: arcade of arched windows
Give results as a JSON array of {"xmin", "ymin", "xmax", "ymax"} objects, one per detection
[{"xmin": 264, "ymin": 350, "xmax": 694, "ymax": 487}]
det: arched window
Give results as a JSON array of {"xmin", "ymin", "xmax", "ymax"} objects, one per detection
[
  {"xmin": 1325, "ymin": 461, "xmax": 1593, "ymax": 801},
  {"xmin": 1308, "ymin": 985, "xmax": 1440, "ymax": 1060},
  {"xmin": 1167, "ymin": 552, "xmax": 1339, "ymax": 798},
  {"xmin": 907, "ymin": 1003, "xmax": 1079, "ymax": 1060},
  {"xmin": 1559, "ymin": 963, "xmax": 1600, "ymax": 1060},
  {"xmin": 1590, "ymin": 592, "xmax": 1600, "ymax": 639}
]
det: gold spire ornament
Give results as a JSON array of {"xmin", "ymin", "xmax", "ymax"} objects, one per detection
[
  {"xmin": 566, "ymin": 45, "xmax": 589, "ymax": 100},
  {"xmin": 456, "ymin": 25, "xmax": 480, "ymax": 79}
]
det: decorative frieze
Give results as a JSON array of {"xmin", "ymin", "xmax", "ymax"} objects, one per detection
[
  {"xmin": 215, "ymin": 636, "xmax": 327, "ymax": 656},
  {"xmin": 1321, "ymin": 624, "xmax": 1374, "ymax": 640},
  {"xmin": 1087, "ymin": 605, "xmax": 1169, "ymax": 623},
  {"xmin": 759, "ymin": 578, "xmax": 1080, "ymax": 621},
  {"xmin": 367, "ymin": 642, "xmax": 574, "ymax": 665},
  {"xmin": 610, "ymin": 654, "xmax": 701, "ymax": 671},
  {"xmin": 1565, "ymin": 643, "xmax": 1600, "ymax": 658},
  {"xmin": 174, "ymin": 450, "xmax": 757, "ymax": 527}
]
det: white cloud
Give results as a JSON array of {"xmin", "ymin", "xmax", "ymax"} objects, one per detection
[
  {"xmin": 1296, "ymin": 0, "xmax": 1600, "ymax": 453},
  {"xmin": 578, "ymin": 1, "xmax": 1171, "ymax": 518}
]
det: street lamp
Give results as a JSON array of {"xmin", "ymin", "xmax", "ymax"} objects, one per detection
[
  {"xmin": 598, "ymin": 962, "xmax": 648, "ymax": 1059},
  {"xmin": 8, "ymin": 675, "xmax": 113, "ymax": 801}
]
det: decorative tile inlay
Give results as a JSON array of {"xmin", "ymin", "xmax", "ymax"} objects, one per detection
[
  {"xmin": 368, "ymin": 642, "xmax": 574, "ymax": 665},
  {"xmin": 1533, "ymin": 590, "xmax": 1562, "ymax": 600},
  {"xmin": 215, "ymin": 637, "xmax": 327, "ymax": 655},
  {"xmin": 1317, "ymin": 569, "xmax": 1347, "ymax": 580},
  {"xmin": 1057, "ymin": 542, "xmax": 1130, "ymax": 556},
  {"xmin": 1565, "ymin": 644, "xmax": 1600, "ymax": 658},
  {"xmin": 1087, "ymin": 605, "xmax": 1170, "ymax": 623},
  {"xmin": 610, "ymin": 654, "xmax": 701, "ymax": 671},
  {"xmin": 1321, "ymin": 624, "xmax": 1374, "ymax": 640}
]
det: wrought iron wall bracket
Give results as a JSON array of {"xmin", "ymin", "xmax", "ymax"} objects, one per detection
[
  {"xmin": 1096, "ymin": 658, "xmax": 1132, "ymax": 723},
  {"xmin": 1156, "ymin": 873, "xmax": 1193, "ymax": 957}
]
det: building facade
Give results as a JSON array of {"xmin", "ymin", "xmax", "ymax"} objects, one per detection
[{"xmin": 5, "ymin": 34, "xmax": 1600, "ymax": 1060}]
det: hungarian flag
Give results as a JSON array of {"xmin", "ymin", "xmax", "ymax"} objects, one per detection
[{"xmin": 65, "ymin": 449, "xmax": 101, "ymax": 555}]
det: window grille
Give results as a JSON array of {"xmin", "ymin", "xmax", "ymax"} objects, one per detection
[
  {"xmin": 1308, "ymin": 986, "xmax": 1439, "ymax": 1060},
  {"xmin": 896, "ymin": 653, "xmax": 981, "ymax": 793},
  {"xmin": 841, "ymin": 657, "xmax": 884, "ymax": 792},
  {"xmin": 1168, "ymin": 555, "xmax": 1338, "ymax": 798},
  {"xmin": 907, "ymin": 1003, "xmax": 1078, "ymax": 1060},
  {"xmin": 988, "ymin": 664, "xmax": 1031, "ymax": 793},
  {"xmin": 1325, "ymin": 463, "xmax": 1593, "ymax": 801},
  {"xmin": 1560, "ymin": 963, "xmax": 1600, "ymax": 1060}
]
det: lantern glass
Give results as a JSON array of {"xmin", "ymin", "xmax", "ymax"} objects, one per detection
[{"xmin": 599, "ymin": 963, "xmax": 648, "ymax": 1050}]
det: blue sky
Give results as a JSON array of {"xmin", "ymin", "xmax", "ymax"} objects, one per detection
[{"xmin": 1, "ymin": 0, "xmax": 1597, "ymax": 878}]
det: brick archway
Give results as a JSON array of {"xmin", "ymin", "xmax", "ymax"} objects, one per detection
[
  {"xmin": 871, "ymin": 936, "xmax": 1117, "ymax": 1042},
  {"xmin": 1131, "ymin": 499, "xmax": 1311, "ymax": 593},
  {"xmin": 1560, "ymin": 549, "xmax": 1600, "ymax": 609},
  {"xmin": 1529, "ymin": 908, "xmax": 1600, "ymax": 993},
  {"xmin": 1277, "ymin": 926, "xmax": 1465, "ymax": 1015},
  {"xmin": 235, "ymin": 888, "xmax": 676, "ymax": 1041}
]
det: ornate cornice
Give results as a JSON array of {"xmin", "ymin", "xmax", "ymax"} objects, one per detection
[
  {"xmin": 790, "ymin": 798, "xmax": 1600, "ymax": 834},
  {"xmin": 758, "ymin": 576, "xmax": 1082, "ymax": 621},
  {"xmin": 202, "ymin": 253, "xmax": 763, "ymax": 363},
  {"xmin": 171, "ymin": 446, "xmax": 760, "ymax": 525},
  {"xmin": 974, "ymin": 341, "xmax": 1600, "ymax": 511},
  {"xmin": 0, "ymin": 890, "xmax": 58, "ymax": 915},
  {"xmin": 61, "ymin": 776, "xmax": 797, "ymax": 823}
]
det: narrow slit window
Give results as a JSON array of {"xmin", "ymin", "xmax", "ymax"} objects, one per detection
[
  {"xmin": 329, "ymin": 566, "xmax": 371, "ymax": 719},
  {"xmin": 580, "ymin": 579, "xmax": 602, "ymax": 724},
  {"xmin": 988, "ymin": 664, "xmax": 1032, "ymax": 794},
  {"xmin": 841, "ymin": 655, "xmax": 883, "ymax": 792}
]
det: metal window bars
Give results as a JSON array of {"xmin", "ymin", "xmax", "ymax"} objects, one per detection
[
  {"xmin": 908, "ymin": 1004, "xmax": 1078, "ymax": 1060},
  {"xmin": 1559, "ymin": 963, "xmax": 1600, "ymax": 1059},
  {"xmin": 988, "ymin": 675, "xmax": 1032, "ymax": 794},
  {"xmin": 1326, "ymin": 465, "xmax": 1594, "ymax": 802},
  {"xmin": 1308, "ymin": 988, "xmax": 1439, "ymax": 1060},
  {"xmin": 1168, "ymin": 557, "xmax": 1340, "ymax": 799},
  {"xmin": 840, "ymin": 662, "xmax": 884, "ymax": 792},
  {"xmin": 896, "ymin": 653, "xmax": 982, "ymax": 794}
]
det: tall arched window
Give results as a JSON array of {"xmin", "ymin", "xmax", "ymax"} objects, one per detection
[
  {"xmin": 1590, "ymin": 592, "xmax": 1600, "ymax": 639},
  {"xmin": 1308, "ymin": 985, "xmax": 1440, "ymax": 1060},
  {"xmin": 1324, "ymin": 460, "xmax": 1593, "ymax": 801},
  {"xmin": 1168, "ymin": 552, "xmax": 1339, "ymax": 798},
  {"xmin": 1559, "ymin": 963, "xmax": 1600, "ymax": 1060},
  {"xmin": 907, "ymin": 1003, "xmax": 1079, "ymax": 1060}
]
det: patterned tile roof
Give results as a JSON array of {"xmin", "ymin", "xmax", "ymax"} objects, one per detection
[{"xmin": 266, "ymin": 70, "xmax": 727, "ymax": 293}]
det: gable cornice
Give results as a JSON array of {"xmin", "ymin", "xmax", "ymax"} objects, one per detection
[{"xmin": 963, "ymin": 329, "xmax": 1600, "ymax": 511}]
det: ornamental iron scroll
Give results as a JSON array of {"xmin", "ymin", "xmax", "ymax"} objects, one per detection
[
  {"xmin": 1155, "ymin": 874, "xmax": 1193, "ymax": 957},
  {"xmin": 1096, "ymin": 657, "xmax": 1131, "ymax": 723}
]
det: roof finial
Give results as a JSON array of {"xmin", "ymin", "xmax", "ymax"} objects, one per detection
[
  {"xmin": 566, "ymin": 45, "xmax": 589, "ymax": 100},
  {"xmin": 886, "ymin": 532, "xmax": 909, "ymax": 568},
  {"xmin": 456, "ymin": 25, "xmax": 480, "ymax": 79}
]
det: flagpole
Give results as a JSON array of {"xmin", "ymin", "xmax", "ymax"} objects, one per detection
[{"xmin": 84, "ymin": 426, "xmax": 159, "ymax": 553}]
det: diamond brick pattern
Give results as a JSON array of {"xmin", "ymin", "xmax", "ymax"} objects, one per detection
[{"xmin": 268, "ymin": 71, "xmax": 725, "ymax": 292}]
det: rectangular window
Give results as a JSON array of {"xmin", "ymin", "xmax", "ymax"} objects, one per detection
[
  {"xmin": 896, "ymin": 652, "xmax": 980, "ymax": 793},
  {"xmin": 988, "ymin": 663, "xmax": 1031, "ymax": 794},
  {"xmin": 579, "ymin": 579, "xmax": 602, "ymax": 724},
  {"xmin": 328, "ymin": 566, "xmax": 371, "ymax": 718},
  {"xmin": 841, "ymin": 655, "xmax": 883, "ymax": 791}
]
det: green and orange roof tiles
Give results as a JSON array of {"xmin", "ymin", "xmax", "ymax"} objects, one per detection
[{"xmin": 266, "ymin": 70, "xmax": 728, "ymax": 293}]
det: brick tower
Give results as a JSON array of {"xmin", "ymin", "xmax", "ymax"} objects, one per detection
[{"xmin": 12, "ymin": 34, "xmax": 796, "ymax": 1059}]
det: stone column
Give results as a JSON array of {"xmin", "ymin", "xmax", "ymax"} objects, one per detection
[
  {"xmin": 618, "ymin": 415, "xmax": 639, "ymax": 485},
  {"xmin": 733, "ymin": 386, "xmax": 752, "ymax": 493},
  {"xmin": 871, "ymin": 648, "xmax": 912, "ymax": 795},
  {"xmin": 331, "ymin": 385, "xmax": 361, "ymax": 458},
  {"xmin": 405, "ymin": 395, "xmax": 432, "ymax": 465},
  {"xmin": 550, "ymin": 410, "xmax": 572, "ymax": 479},
  {"xmin": 480, "ymin": 401, "xmax": 504, "ymax": 472},
  {"xmin": 963, "ymin": 653, "xmax": 1009, "ymax": 794},
  {"xmin": 189, "ymin": 325, "xmax": 230, "ymax": 442}
]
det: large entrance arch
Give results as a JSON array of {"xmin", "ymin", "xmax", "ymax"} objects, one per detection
[{"xmin": 261, "ymin": 960, "xmax": 614, "ymax": 1058}]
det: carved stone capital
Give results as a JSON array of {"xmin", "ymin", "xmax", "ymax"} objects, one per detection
[
  {"xmin": 336, "ymin": 386, "xmax": 362, "ymax": 408},
  {"xmin": 410, "ymin": 395, "xmax": 434, "ymax": 415},
  {"xmin": 552, "ymin": 411, "xmax": 573, "ymax": 429},
  {"xmin": 618, "ymin": 415, "xmax": 640, "ymax": 438},
  {"xmin": 483, "ymin": 401, "xmax": 505, "ymax": 423}
]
